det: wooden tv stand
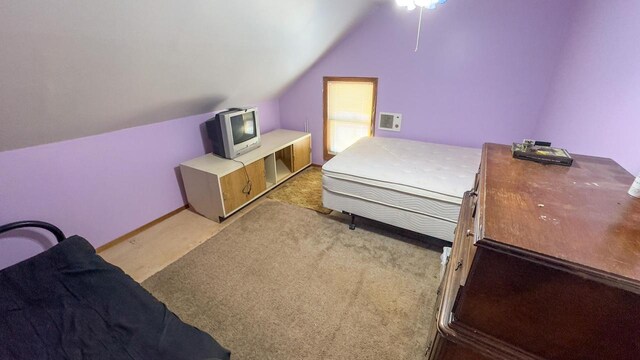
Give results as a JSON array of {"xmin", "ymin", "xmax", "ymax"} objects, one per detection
[{"xmin": 180, "ymin": 129, "xmax": 311, "ymax": 222}]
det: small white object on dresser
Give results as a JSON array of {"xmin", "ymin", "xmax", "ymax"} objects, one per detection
[{"xmin": 629, "ymin": 174, "xmax": 640, "ymax": 198}]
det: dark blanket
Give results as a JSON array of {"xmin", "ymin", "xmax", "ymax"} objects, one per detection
[{"xmin": 0, "ymin": 236, "xmax": 230, "ymax": 360}]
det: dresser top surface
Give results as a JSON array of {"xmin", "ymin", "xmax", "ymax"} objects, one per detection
[{"xmin": 480, "ymin": 143, "xmax": 640, "ymax": 283}]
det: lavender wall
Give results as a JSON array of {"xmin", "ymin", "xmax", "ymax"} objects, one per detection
[
  {"xmin": 534, "ymin": 1, "xmax": 640, "ymax": 175},
  {"xmin": 279, "ymin": 1, "xmax": 575, "ymax": 164},
  {"xmin": 0, "ymin": 100, "xmax": 280, "ymax": 269}
]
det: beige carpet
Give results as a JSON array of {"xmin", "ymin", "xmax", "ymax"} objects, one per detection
[
  {"xmin": 267, "ymin": 166, "xmax": 332, "ymax": 214},
  {"xmin": 142, "ymin": 200, "xmax": 442, "ymax": 360}
]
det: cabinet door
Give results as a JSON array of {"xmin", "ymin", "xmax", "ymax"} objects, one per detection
[
  {"xmin": 292, "ymin": 136, "xmax": 311, "ymax": 172},
  {"xmin": 220, "ymin": 160, "xmax": 266, "ymax": 214}
]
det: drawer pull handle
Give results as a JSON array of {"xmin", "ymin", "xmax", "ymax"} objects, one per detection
[
  {"xmin": 466, "ymin": 229, "xmax": 474, "ymax": 237},
  {"xmin": 455, "ymin": 261, "xmax": 463, "ymax": 271}
]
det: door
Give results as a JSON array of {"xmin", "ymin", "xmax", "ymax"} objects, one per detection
[
  {"xmin": 220, "ymin": 160, "xmax": 266, "ymax": 214},
  {"xmin": 292, "ymin": 136, "xmax": 311, "ymax": 172}
]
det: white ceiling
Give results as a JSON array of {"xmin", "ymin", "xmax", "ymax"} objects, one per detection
[{"xmin": 0, "ymin": 0, "xmax": 381, "ymax": 151}]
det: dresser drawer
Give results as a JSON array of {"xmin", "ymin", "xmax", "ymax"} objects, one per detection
[{"xmin": 426, "ymin": 192, "xmax": 475, "ymax": 354}]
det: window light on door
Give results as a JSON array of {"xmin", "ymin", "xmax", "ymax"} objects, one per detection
[{"xmin": 323, "ymin": 77, "xmax": 378, "ymax": 160}]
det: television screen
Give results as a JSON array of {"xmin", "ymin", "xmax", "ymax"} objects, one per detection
[{"xmin": 230, "ymin": 112, "xmax": 257, "ymax": 145}]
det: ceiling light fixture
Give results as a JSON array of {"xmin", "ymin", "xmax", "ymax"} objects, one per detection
[
  {"xmin": 396, "ymin": 0, "xmax": 446, "ymax": 11},
  {"xmin": 396, "ymin": 0, "xmax": 447, "ymax": 52}
]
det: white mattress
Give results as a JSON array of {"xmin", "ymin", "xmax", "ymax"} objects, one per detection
[
  {"xmin": 323, "ymin": 190, "xmax": 457, "ymax": 241},
  {"xmin": 322, "ymin": 137, "xmax": 481, "ymax": 241},
  {"xmin": 322, "ymin": 137, "xmax": 481, "ymax": 204},
  {"xmin": 323, "ymin": 175, "xmax": 461, "ymax": 222}
]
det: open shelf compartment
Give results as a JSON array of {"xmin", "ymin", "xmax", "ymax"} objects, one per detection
[
  {"xmin": 275, "ymin": 145, "xmax": 293, "ymax": 182},
  {"xmin": 264, "ymin": 154, "xmax": 277, "ymax": 189}
]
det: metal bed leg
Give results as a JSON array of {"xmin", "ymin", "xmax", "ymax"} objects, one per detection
[{"xmin": 341, "ymin": 211, "xmax": 357, "ymax": 230}]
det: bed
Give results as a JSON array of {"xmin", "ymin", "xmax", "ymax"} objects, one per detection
[
  {"xmin": 322, "ymin": 137, "xmax": 481, "ymax": 242},
  {"xmin": 0, "ymin": 221, "xmax": 230, "ymax": 360}
]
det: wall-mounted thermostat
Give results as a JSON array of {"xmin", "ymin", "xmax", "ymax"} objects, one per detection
[{"xmin": 378, "ymin": 112, "xmax": 402, "ymax": 131}]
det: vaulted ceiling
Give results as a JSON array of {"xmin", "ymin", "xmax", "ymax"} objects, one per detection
[{"xmin": 0, "ymin": 0, "xmax": 381, "ymax": 151}]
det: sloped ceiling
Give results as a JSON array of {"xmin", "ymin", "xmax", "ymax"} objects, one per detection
[{"xmin": 0, "ymin": 0, "xmax": 381, "ymax": 151}]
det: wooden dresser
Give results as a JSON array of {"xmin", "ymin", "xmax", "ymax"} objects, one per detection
[{"xmin": 427, "ymin": 143, "xmax": 640, "ymax": 360}]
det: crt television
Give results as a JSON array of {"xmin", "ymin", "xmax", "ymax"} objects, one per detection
[{"xmin": 206, "ymin": 107, "xmax": 261, "ymax": 159}]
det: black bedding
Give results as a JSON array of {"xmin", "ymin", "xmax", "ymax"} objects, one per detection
[{"xmin": 0, "ymin": 235, "xmax": 230, "ymax": 360}]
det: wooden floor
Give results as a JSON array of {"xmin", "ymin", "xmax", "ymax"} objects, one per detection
[{"xmin": 99, "ymin": 197, "xmax": 268, "ymax": 282}]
